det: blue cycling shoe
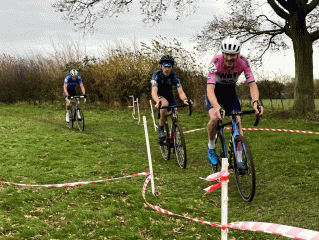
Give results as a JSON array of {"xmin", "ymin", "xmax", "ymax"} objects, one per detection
[
  {"xmin": 207, "ymin": 145, "xmax": 218, "ymax": 165},
  {"xmin": 237, "ymin": 162, "xmax": 245, "ymax": 169}
]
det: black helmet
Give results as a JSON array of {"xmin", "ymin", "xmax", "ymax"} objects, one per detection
[{"xmin": 159, "ymin": 55, "xmax": 175, "ymax": 66}]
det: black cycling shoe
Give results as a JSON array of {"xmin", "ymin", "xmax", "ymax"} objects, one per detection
[{"xmin": 158, "ymin": 131, "xmax": 166, "ymax": 145}]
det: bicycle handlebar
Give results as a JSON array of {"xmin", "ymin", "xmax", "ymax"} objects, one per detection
[
  {"xmin": 221, "ymin": 108, "xmax": 261, "ymax": 127},
  {"xmin": 157, "ymin": 100, "xmax": 193, "ymax": 119},
  {"xmin": 69, "ymin": 95, "xmax": 87, "ymax": 103},
  {"xmin": 69, "ymin": 95, "xmax": 87, "ymax": 99}
]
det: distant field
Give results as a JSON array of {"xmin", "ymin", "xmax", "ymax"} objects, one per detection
[{"xmin": 240, "ymin": 98, "xmax": 319, "ymax": 110}]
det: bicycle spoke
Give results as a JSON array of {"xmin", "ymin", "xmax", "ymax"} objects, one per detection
[
  {"xmin": 214, "ymin": 131, "xmax": 226, "ymax": 172},
  {"xmin": 75, "ymin": 108, "xmax": 85, "ymax": 131},
  {"xmin": 160, "ymin": 122, "xmax": 170, "ymax": 160},
  {"xmin": 233, "ymin": 135, "xmax": 256, "ymax": 202},
  {"xmin": 173, "ymin": 122, "xmax": 187, "ymax": 169},
  {"xmin": 66, "ymin": 105, "xmax": 74, "ymax": 129}
]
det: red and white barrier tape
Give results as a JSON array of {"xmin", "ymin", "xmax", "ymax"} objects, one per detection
[
  {"xmin": 142, "ymin": 174, "xmax": 223, "ymax": 229},
  {"xmin": 237, "ymin": 127, "xmax": 319, "ymax": 134},
  {"xmin": 184, "ymin": 127, "xmax": 319, "ymax": 135},
  {"xmin": 183, "ymin": 128, "xmax": 205, "ymax": 134},
  {"xmin": 201, "ymin": 169, "xmax": 229, "ymax": 194},
  {"xmin": 0, "ymin": 171, "xmax": 150, "ymax": 188},
  {"xmin": 229, "ymin": 221, "xmax": 319, "ymax": 239},
  {"xmin": 142, "ymin": 173, "xmax": 319, "ymax": 239}
]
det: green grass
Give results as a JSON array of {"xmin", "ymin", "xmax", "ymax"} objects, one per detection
[{"xmin": 0, "ymin": 102, "xmax": 319, "ymax": 239}]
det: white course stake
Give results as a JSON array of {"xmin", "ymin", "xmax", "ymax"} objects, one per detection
[
  {"xmin": 136, "ymin": 98, "xmax": 141, "ymax": 125},
  {"xmin": 143, "ymin": 116, "xmax": 155, "ymax": 195},
  {"xmin": 128, "ymin": 95, "xmax": 141, "ymax": 124},
  {"xmin": 221, "ymin": 158, "xmax": 229, "ymax": 240},
  {"xmin": 128, "ymin": 95, "xmax": 136, "ymax": 117},
  {"xmin": 150, "ymin": 100, "xmax": 158, "ymax": 131}
]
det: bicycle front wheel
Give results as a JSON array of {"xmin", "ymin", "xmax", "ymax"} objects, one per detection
[
  {"xmin": 75, "ymin": 108, "xmax": 85, "ymax": 131},
  {"xmin": 160, "ymin": 122, "xmax": 171, "ymax": 160},
  {"xmin": 214, "ymin": 130, "xmax": 226, "ymax": 173},
  {"xmin": 173, "ymin": 122, "xmax": 187, "ymax": 169},
  {"xmin": 66, "ymin": 105, "xmax": 75, "ymax": 129},
  {"xmin": 233, "ymin": 135, "xmax": 256, "ymax": 202}
]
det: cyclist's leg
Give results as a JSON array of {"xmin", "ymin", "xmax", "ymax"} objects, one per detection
[
  {"xmin": 63, "ymin": 92, "xmax": 70, "ymax": 122},
  {"xmin": 158, "ymin": 96, "xmax": 169, "ymax": 142},
  {"xmin": 206, "ymin": 95, "xmax": 219, "ymax": 166}
]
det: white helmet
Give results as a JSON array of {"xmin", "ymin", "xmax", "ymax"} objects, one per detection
[
  {"xmin": 70, "ymin": 69, "xmax": 78, "ymax": 76},
  {"xmin": 221, "ymin": 36, "xmax": 241, "ymax": 54}
]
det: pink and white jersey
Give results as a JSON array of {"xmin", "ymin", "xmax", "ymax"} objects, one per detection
[{"xmin": 207, "ymin": 54, "xmax": 255, "ymax": 85}]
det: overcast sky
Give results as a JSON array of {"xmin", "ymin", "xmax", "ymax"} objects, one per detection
[{"xmin": 2, "ymin": 0, "xmax": 319, "ymax": 78}]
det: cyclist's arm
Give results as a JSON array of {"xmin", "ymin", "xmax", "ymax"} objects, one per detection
[
  {"xmin": 177, "ymin": 87, "xmax": 190, "ymax": 104},
  {"xmin": 80, "ymin": 83, "xmax": 86, "ymax": 95},
  {"xmin": 63, "ymin": 83, "xmax": 68, "ymax": 97},
  {"xmin": 151, "ymin": 86, "xmax": 161, "ymax": 108},
  {"xmin": 248, "ymin": 82, "xmax": 263, "ymax": 116},
  {"xmin": 207, "ymin": 84, "xmax": 223, "ymax": 119}
]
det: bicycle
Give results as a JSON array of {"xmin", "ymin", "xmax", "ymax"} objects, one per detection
[
  {"xmin": 157, "ymin": 100, "xmax": 192, "ymax": 169},
  {"xmin": 214, "ymin": 107, "xmax": 261, "ymax": 202},
  {"xmin": 66, "ymin": 95, "xmax": 86, "ymax": 131}
]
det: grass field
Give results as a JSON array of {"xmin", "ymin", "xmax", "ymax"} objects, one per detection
[{"xmin": 0, "ymin": 102, "xmax": 318, "ymax": 239}]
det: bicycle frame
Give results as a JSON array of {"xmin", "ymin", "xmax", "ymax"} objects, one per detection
[
  {"xmin": 215, "ymin": 109, "xmax": 260, "ymax": 201},
  {"xmin": 67, "ymin": 95, "xmax": 86, "ymax": 131},
  {"xmin": 157, "ymin": 101, "xmax": 192, "ymax": 168},
  {"xmin": 217, "ymin": 110, "xmax": 258, "ymax": 162},
  {"xmin": 69, "ymin": 95, "xmax": 86, "ymax": 107},
  {"xmin": 231, "ymin": 118, "xmax": 241, "ymax": 160},
  {"xmin": 166, "ymin": 110, "xmax": 178, "ymax": 146}
]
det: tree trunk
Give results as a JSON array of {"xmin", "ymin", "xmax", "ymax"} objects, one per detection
[{"xmin": 290, "ymin": 12, "xmax": 315, "ymax": 114}]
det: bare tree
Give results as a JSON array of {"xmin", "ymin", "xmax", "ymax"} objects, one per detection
[
  {"xmin": 195, "ymin": 0, "xmax": 319, "ymax": 114},
  {"xmin": 52, "ymin": 0, "xmax": 199, "ymax": 34}
]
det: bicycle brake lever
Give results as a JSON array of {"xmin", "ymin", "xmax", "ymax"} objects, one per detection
[
  {"xmin": 254, "ymin": 116, "xmax": 260, "ymax": 126},
  {"xmin": 188, "ymin": 99, "xmax": 193, "ymax": 116},
  {"xmin": 254, "ymin": 105, "xmax": 262, "ymax": 126},
  {"xmin": 220, "ymin": 108, "xmax": 225, "ymax": 119}
]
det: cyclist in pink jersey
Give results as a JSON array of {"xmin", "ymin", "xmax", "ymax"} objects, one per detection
[{"xmin": 206, "ymin": 36, "xmax": 263, "ymax": 172}]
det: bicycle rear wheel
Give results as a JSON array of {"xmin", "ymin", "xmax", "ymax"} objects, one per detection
[
  {"xmin": 173, "ymin": 122, "xmax": 187, "ymax": 169},
  {"xmin": 66, "ymin": 105, "xmax": 74, "ymax": 129},
  {"xmin": 75, "ymin": 107, "xmax": 85, "ymax": 131},
  {"xmin": 214, "ymin": 130, "xmax": 226, "ymax": 173},
  {"xmin": 233, "ymin": 135, "xmax": 256, "ymax": 202},
  {"xmin": 160, "ymin": 122, "xmax": 171, "ymax": 160}
]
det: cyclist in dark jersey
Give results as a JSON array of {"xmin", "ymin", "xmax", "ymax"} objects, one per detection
[
  {"xmin": 151, "ymin": 55, "xmax": 192, "ymax": 142},
  {"xmin": 63, "ymin": 69, "xmax": 86, "ymax": 122}
]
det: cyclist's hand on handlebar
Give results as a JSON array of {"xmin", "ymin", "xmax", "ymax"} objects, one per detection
[
  {"xmin": 83, "ymin": 94, "xmax": 87, "ymax": 98},
  {"xmin": 214, "ymin": 106, "xmax": 224, "ymax": 120},
  {"xmin": 253, "ymin": 102, "xmax": 263, "ymax": 116},
  {"xmin": 155, "ymin": 100, "xmax": 161, "ymax": 109},
  {"xmin": 67, "ymin": 95, "xmax": 71, "ymax": 99},
  {"xmin": 183, "ymin": 99, "xmax": 193, "ymax": 105}
]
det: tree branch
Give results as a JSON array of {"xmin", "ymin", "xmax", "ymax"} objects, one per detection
[
  {"xmin": 310, "ymin": 29, "xmax": 319, "ymax": 41},
  {"xmin": 307, "ymin": 0, "xmax": 319, "ymax": 13},
  {"xmin": 267, "ymin": 0, "xmax": 290, "ymax": 21}
]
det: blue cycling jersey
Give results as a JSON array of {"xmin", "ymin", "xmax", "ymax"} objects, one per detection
[
  {"xmin": 64, "ymin": 75, "xmax": 83, "ymax": 90},
  {"xmin": 151, "ymin": 70, "xmax": 182, "ymax": 101}
]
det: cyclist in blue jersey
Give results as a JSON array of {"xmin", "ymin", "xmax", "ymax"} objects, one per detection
[
  {"xmin": 63, "ymin": 69, "xmax": 86, "ymax": 122},
  {"xmin": 151, "ymin": 55, "xmax": 192, "ymax": 142}
]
